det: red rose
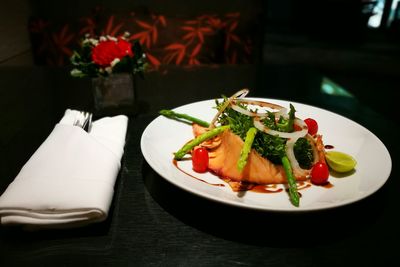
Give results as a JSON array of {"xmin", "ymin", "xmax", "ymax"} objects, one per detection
[{"xmin": 91, "ymin": 38, "xmax": 134, "ymax": 67}]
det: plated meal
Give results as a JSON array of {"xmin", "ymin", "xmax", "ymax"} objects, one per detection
[
  {"xmin": 160, "ymin": 89, "xmax": 358, "ymax": 207},
  {"xmin": 141, "ymin": 89, "xmax": 391, "ymax": 211}
]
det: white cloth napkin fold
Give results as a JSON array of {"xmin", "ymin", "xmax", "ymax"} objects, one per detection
[{"xmin": 0, "ymin": 109, "xmax": 128, "ymax": 229}]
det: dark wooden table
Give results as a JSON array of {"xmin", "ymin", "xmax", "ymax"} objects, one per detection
[{"xmin": 0, "ymin": 64, "xmax": 398, "ymax": 266}]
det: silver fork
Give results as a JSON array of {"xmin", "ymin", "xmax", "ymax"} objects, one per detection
[{"xmin": 73, "ymin": 111, "xmax": 92, "ymax": 132}]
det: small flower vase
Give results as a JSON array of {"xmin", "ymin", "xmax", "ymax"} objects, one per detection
[{"xmin": 91, "ymin": 73, "xmax": 136, "ymax": 115}]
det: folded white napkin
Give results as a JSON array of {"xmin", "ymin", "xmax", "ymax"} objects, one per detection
[{"xmin": 0, "ymin": 109, "xmax": 128, "ymax": 229}]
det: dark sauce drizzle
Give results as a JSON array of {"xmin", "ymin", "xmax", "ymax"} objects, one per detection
[
  {"xmin": 172, "ymin": 160, "xmax": 225, "ymax": 187},
  {"xmin": 172, "ymin": 160, "xmax": 334, "ymax": 193},
  {"xmin": 321, "ymin": 182, "xmax": 334, "ymax": 188},
  {"xmin": 251, "ymin": 184, "xmax": 283, "ymax": 193}
]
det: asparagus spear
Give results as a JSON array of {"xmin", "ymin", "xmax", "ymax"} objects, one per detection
[
  {"xmin": 281, "ymin": 155, "xmax": 300, "ymax": 207},
  {"xmin": 174, "ymin": 125, "xmax": 230, "ymax": 160},
  {"xmin": 159, "ymin": 109, "xmax": 210, "ymax": 127},
  {"xmin": 287, "ymin": 104, "xmax": 296, "ymax": 132},
  {"xmin": 237, "ymin": 127, "xmax": 257, "ymax": 171}
]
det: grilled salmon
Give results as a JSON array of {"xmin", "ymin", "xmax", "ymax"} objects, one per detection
[{"xmin": 193, "ymin": 124, "xmax": 309, "ymax": 184}]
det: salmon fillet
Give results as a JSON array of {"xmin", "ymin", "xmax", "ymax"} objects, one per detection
[{"xmin": 193, "ymin": 124, "xmax": 308, "ymax": 184}]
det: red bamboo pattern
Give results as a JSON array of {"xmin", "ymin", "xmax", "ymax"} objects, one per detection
[{"xmin": 28, "ymin": 9, "xmax": 255, "ymax": 68}]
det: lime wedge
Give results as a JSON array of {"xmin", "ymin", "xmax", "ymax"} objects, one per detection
[{"xmin": 325, "ymin": 151, "xmax": 357, "ymax": 173}]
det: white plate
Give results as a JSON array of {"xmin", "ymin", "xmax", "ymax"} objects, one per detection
[{"xmin": 140, "ymin": 98, "xmax": 392, "ymax": 212}]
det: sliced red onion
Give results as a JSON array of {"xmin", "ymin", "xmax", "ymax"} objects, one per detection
[
  {"xmin": 209, "ymin": 89, "xmax": 249, "ymax": 128},
  {"xmin": 231, "ymin": 103, "xmax": 267, "ymax": 117},
  {"xmin": 286, "ymin": 137, "xmax": 310, "ymax": 178},
  {"xmin": 305, "ymin": 134, "xmax": 320, "ymax": 164},
  {"xmin": 234, "ymin": 99, "xmax": 287, "ymax": 113},
  {"xmin": 231, "ymin": 99, "xmax": 287, "ymax": 118},
  {"xmin": 253, "ymin": 117, "xmax": 308, "ymax": 139}
]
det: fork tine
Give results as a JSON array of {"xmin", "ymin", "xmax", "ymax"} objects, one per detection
[
  {"xmin": 87, "ymin": 113, "xmax": 93, "ymax": 132},
  {"xmin": 81, "ymin": 112, "xmax": 88, "ymax": 129},
  {"xmin": 81, "ymin": 111, "xmax": 93, "ymax": 132}
]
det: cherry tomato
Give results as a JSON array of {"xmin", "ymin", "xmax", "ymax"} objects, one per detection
[
  {"xmin": 304, "ymin": 118, "xmax": 318, "ymax": 136},
  {"xmin": 192, "ymin": 148, "xmax": 209, "ymax": 173},
  {"xmin": 310, "ymin": 161, "xmax": 330, "ymax": 185}
]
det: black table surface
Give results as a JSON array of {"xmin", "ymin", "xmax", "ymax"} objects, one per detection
[{"xmin": 0, "ymin": 64, "xmax": 398, "ymax": 266}]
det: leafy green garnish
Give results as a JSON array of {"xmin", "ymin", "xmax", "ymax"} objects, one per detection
[
  {"xmin": 294, "ymin": 138, "xmax": 314, "ymax": 169},
  {"xmin": 253, "ymin": 132, "xmax": 286, "ymax": 164},
  {"xmin": 276, "ymin": 104, "xmax": 295, "ymax": 132},
  {"xmin": 216, "ymin": 98, "xmax": 254, "ymax": 140},
  {"xmin": 215, "ymin": 98, "xmax": 313, "ymax": 168}
]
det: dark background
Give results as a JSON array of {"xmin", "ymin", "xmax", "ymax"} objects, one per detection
[{"xmin": 2, "ymin": 0, "xmax": 398, "ymax": 116}]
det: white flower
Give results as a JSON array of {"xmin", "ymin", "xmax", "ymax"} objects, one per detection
[
  {"xmin": 107, "ymin": 35, "xmax": 118, "ymax": 42},
  {"xmin": 110, "ymin": 58, "xmax": 120, "ymax": 67},
  {"xmin": 122, "ymin": 32, "xmax": 130, "ymax": 39},
  {"xmin": 99, "ymin": 36, "xmax": 107, "ymax": 42},
  {"xmin": 83, "ymin": 38, "xmax": 99, "ymax": 46},
  {"xmin": 105, "ymin": 67, "xmax": 113, "ymax": 74},
  {"xmin": 89, "ymin": 38, "xmax": 99, "ymax": 46}
]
